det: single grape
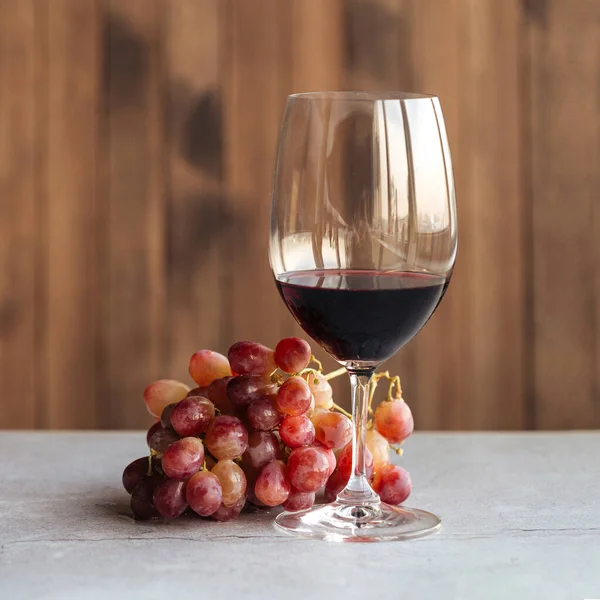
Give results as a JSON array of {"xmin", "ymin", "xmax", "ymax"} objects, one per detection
[
  {"xmin": 306, "ymin": 372, "xmax": 334, "ymax": 410},
  {"xmin": 371, "ymin": 464, "xmax": 412, "ymax": 504},
  {"xmin": 336, "ymin": 442, "xmax": 374, "ymax": 480},
  {"xmin": 148, "ymin": 426, "xmax": 180, "ymax": 453},
  {"xmin": 153, "ymin": 479, "xmax": 188, "ymax": 519},
  {"xmin": 187, "ymin": 385, "xmax": 210, "ymax": 397},
  {"xmin": 211, "ymin": 459, "xmax": 247, "ymax": 507},
  {"xmin": 130, "ymin": 478, "xmax": 161, "ymax": 520},
  {"xmin": 366, "ymin": 428, "xmax": 391, "ymax": 470},
  {"xmin": 246, "ymin": 395, "xmax": 282, "ymax": 431},
  {"xmin": 324, "ymin": 468, "xmax": 349, "ymax": 502},
  {"xmin": 160, "ymin": 403, "xmax": 177, "ymax": 428},
  {"xmin": 212, "ymin": 494, "xmax": 246, "ymax": 522},
  {"xmin": 189, "ymin": 350, "xmax": 232, "ymax": 387},
  {"xmin": 186, "ymin": 470, "xmax": 223, "ymax": 517},
  {"xmin": 311, "ymin": 411, "xmax": 352, "ymax": 449},
  {"xmin": 205, "ymin": 415, "xmax": 248, "ymax": 460},
  {"xmin": 208, "ymin": 376, "xmax": 235, "ymax": 414},
  {"xmin": 276, "ymin": 376, "xmax": 313, "ymax": 416},
  {"xmin": 161, "ymin": 437, "xmax": 204, "ymax": 480},
  {"xmin": 312, "ymin": 443, "xmax": 336, "ymax": 476},
  {"xmin": 287, "ymin": 446, "xmax": 330, "ymax": 493},
  {"xmin": 274, "ymin": 337, "xmax": 311, "ymax": 374},
  {"xmin": 282, "ymin": 488, "xmax": 315, "ymax": 512},
  {"xmin": 228, "ymin": 341, "xmax": 276, "ymax": 375},
  {"xmin": 254, "ymin": 460, "xmax": 290, "ymax": 506},
  {"xmin": 279, "ymin": 415, "xmax": 315, "ymax": 448},
  {"xmin": 146, "ymin": 421, "xmax": 162, "ymax": 446},
  {"xmin": 242, "ymin": 431, "xmax": 279, "ymax": 469},
  {"xmin": 144, "ymin": 379, "xmax": 190, "ymax": 418},
  {"xmin": 374, "ymin": 399, "xmax": 414, "ymax": 443},
  {"xmin": 170, "ymin": 396, "xmax": 215, "ymax": 437},
  {"xmin": 227, "ymin": 374, "xmax": 276, "ymax": 409},
  {"xmin": 122, "ymin": 457, "xmax": 149, "ymax": 494}
]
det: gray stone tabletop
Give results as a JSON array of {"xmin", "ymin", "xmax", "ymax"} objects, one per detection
[{"xmin": 1, "ymin": 432, "xmax": 599, "ymax": 600}]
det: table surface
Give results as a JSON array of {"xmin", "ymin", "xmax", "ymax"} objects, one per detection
[{"xmin": 1, "ymin": 431, "xmax": 599, "ymax": 600}]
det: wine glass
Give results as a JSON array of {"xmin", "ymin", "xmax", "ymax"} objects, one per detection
[{"xmin": 270, "ymin": 92, "xmax": 457, "ymax": 541}]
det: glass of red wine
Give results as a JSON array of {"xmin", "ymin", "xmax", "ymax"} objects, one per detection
[{"xmin": 270, "ymin": 92, "xmax": 457, "ymax": 541}]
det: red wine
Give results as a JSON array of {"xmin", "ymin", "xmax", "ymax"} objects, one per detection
[{"xmin": 276, "ymin": 270, "xmax": 449, "ymax": 363}]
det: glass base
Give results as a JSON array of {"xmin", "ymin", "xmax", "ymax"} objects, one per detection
[{"xmin": 274, "ymin": 501, "xmax": 441, "ymax": 542}]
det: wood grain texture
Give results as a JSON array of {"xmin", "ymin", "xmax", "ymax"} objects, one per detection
[
  {"xmin": 0, "ymin": 1, "xmax": 37, "ymax": 428},
  {"xmin": 529, "ymin": 0, "xmax": 600, "ymax": 428},
  {"xmin": 102, "ymin": 0, "xmax": 166, "ymax": 428}
]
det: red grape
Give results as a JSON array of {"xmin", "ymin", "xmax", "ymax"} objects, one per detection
[
  {"xmin": 170, "ymin": 396, "xmax": 215, "ymax": 437},
  {"xmin": 279, "ymin": 415, "xmax": 315, "ymax": 448},
  {"xmin": 212, "ymin": 494, "xmax": 246, "ymax": 522},
  {"xmin": 336, "ymin": 442, "xmax": 374, "ymax": 480},
  {"xmin": 130, "ymin": 478, "xmax": 161, "ymax": 520},
  {"xmin": 274, "ymin": 337, "xmax": 311, "ymax": 373},
  {"xmin": 371, "ymin": 464, "xmax": 412, "ymax": 505},
  {"xmin": 187, "ymin": 386, "xmax": 210, "ymax": 397},
  {"xmin": 153, "ymin": 479, "xmax": 188, "ymax": 519},
  {"xmin": 227, "ymin": 374, "xmax": 276, "ymax": 409},
  {"xmin": 122, "ymin": 457, "xmax": 149, "ymax": 494},
  {"xmin": 312, "ymin": 443, "xmax": 336, "ymax": 476},
  {"xmin": 366, "ymin": 428, "xmax": 391, "ymax": 470},
  {"xmin": 228, "ymin": 341, "xmax": 276, "ymax": 375},
  {"xmin": 324, "ymin": 468, "xmax": 349, "ymax": 502},
  {"xmin": 146, "ymin": 421, "xmax": 162, "ymax": 446},
  {"xmin": 189, "ymin": 350, "xmax": 232, "ymax": 387},
  {"xmin": 306, "ymin": 372, "xmax": 333, "ymax": 410},
  {"xmin": 144, "ymin": 379, "xmax": 190, "ymax": 417},
  {"xmin": 208, "ymin": 376, "xmax": 235, "ymax": 414},
  {"xmin": 148, "ymin": 426, "xmax": 180, "ymax": 453},
  {"xmin": 160, "ymin": 403, "xmax": 177, "ymax": 428},
  {"xmin": 282, "ymin": 488, "xmax": 315, "ymax": 512},
  {"xmin": 186, "ymin": 470, "xmax": 223, "ymax": 516},
  {"xmin": 287, "ymin": 446, "xmax": 330, "ymax": 493},
  {"xmin": 276, "ymin": 376, "xmax": 313, "ymax": 416},
  {"xmin": 161, "ymin": 437, "xmax": 204, "ymax": 480},
  {"xmin": 374, "ymin": 399, "xmax": 414, "ymax": 443},
  {"xmin": 243, "ymin": 431, "xmax": 279, "ymax": 469},
  {"xmin": 205, "ymin": 415, "xmax": 249, "ymax": 460},
  {"xmin": 254, "ymin": 460, "xmax": 290, "ymax": 506},
  {"xmin": 246, "ymin": 396, "xmax": 282, "ymax": 431},
  {"xmin": 311, "ymin": 411, "xmax": 352, "ymax": 449},
  {"xmin": 211, "ymin": 460, "xmax": 247, "ymax": 507}
]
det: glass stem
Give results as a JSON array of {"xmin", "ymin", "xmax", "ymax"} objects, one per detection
[{"xmin": 336, "ymin": 368, "xmax": 380, "ymax": 506}]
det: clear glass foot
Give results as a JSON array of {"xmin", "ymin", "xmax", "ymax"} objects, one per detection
[{"xmin": 274, "ymin": 501, "xmax": 441, "ymax": 542}]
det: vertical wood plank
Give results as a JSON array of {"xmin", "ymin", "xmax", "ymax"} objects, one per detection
[
  {"xmin": 103, "ymin": 0, "xmax": 166, "ymax": 428},
  {"xmin": 529, "ymin": 0, "xmax": 600, "ymax": 428},
  {"xmin": 45, "ymin": 0, "xmax": 100, "ymax": 428},
  {"xmin": 0, "ymin": 0, "xmax": 37, "ymax": 428},
  {"xmin": 165, "ymin": 0, "xmax": 224, "ymax": 382}
]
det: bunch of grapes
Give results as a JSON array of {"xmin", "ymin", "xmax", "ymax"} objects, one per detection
[{"xmin": 122, "ymin": 337, "xmax": 415, "ymax": 522}]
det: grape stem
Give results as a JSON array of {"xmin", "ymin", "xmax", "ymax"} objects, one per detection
[
  {"xmin": 332, "ymin": 402, "xmax": 352, "ymax": 419},
  {"xmin": 147, "ymin": 453, "xmax": 153, "ymax": 477},
  {"xmin": 323, "ymin": 366, "xmax": 346, "ymax": 381},
  {"xmin": 309, "ymin": 354, "xmax": 324, "ymax": 372}
]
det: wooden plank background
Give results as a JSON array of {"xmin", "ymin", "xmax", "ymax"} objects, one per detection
[{"xmin": 1, "ymin": 0, "xmax": 599, "ymax": 430}]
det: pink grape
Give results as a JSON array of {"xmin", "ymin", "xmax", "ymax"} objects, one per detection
[
  {"xmin": 254, "ymin": 460, "xmax": 290, "ymax": 506},
  {"xmin": 208, "ymin": 376, "xmax": 235, "ymax": 414},
  {"xmin": 212, "ymin": 494, "xmax": 246, "ymax": 522},
  {"xmin": 153, "ymin": 479, "xmax": 188, "ymax": 519},
  {"xmin": 148, "ymin": 426, "xmax": 180, "ymax": 453},
  {"xmin": 122, "ymin": 457, "xmax": 149, "ymax": 494},
  {"xmin": 279, "ymin": 415, "xmax": 315, "ymax": 448},
  {"xmin": 282, "ymin": 488, "xmax": 315, "ymax": 512},
  {"xmin": 276, "ymin": 376, "xmax": 313, "ymax": 416},
  {"xmin": 160, "ymin": 403, "xmax": 177, "ymax": 428},
  {"xmin": 170, "ymin": 396, "xmax": 215, "ymax": 437},
  {"xmin": 325, "ymin": 468, "xmax": 349, "ymax": 502},
  {"xmin": 337, "ymin": 442, "xmax": 374, "ymax": 480},
  {"xmin": 247, "ymin": 396, "xmax": 282, "ymax": 431},
  {"xmin": 287, "ymin": 446, "xmax": 330, "ymax": 493},
  {"xmin": 366, "ymin": 428, "xmax": 391, "ymax": 470},
  {"xmin": 311, "ymin": 411, "xmax": 352, "ymax": 449},
  {"xmin": 143, "ymin": 379, "xmax": 190, "ymax": 417},
  {"xmin": 274, "ymin": 337, "xmax": 311, "ymax": 374},
  {"xmin": 371, "ymin": 464, "xmax": 412, "ymax": 504},
  {"xmin": 189, "ymin": 350, "xmax": 232, "ymax": 387},
  {"xmin": 312, "ymin": 443, "xmax": 336, "ymax": 476},
  {"xmin": 211, "ymin": 460, "xmax": 247, "ymax": 507},
  {"xmin": 186, "ymin": 470, "xmax": 223, "ymax": 516},
  {"xmin": 227, "ymin": 374, "xmax": 276, "ymax": 409},
  {"xmin": 243, "ymin": 431, "xmax": 279, "ymax": 469},
  {"xmin": 130, "ymin": 478, "xmax": 160, "ymax": 520},
  {"xmin": 306, "ymin": 372, "xmax": 334, "ymax": 410},
  {"xmin": 228, "ymin": 341, "xmax": 276, "ymax": 375},
  {"xmin": 205, "ymin": 415, "xmax": 248, "ymax": 460},
  {"xmin": 374, "ymin": 399, "xmax": 414, "ymax": 443},
  {"xmin": 146, "ymin": 421, "xmax": 162, "ymax": 446},
  {"xmin": 161, "ymin": 437, "xmax": 204, "ymax": 480}
]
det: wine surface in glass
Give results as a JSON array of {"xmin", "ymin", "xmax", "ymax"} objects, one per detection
[{"xmin": 276, "ymin": 269, "xmax": 448, "ymax": 364}]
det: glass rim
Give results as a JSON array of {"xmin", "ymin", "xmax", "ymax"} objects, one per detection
[{"xmin": 288, "ymin": 91, "xmax": 438, "ymax": 102}]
